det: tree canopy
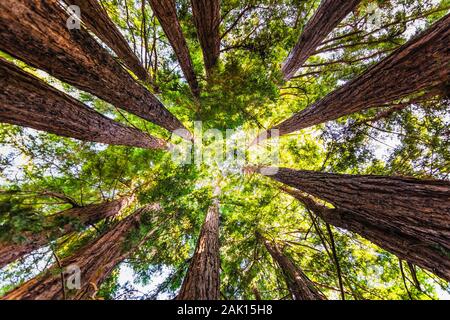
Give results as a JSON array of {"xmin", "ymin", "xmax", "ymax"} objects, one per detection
[{"xmin": 0, "ymin": 0, "xmax": 449, "ymax": 300}]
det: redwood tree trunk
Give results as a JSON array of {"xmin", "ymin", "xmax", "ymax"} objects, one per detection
[
  {"xmin": 1, "ymin": 204, "xmax": 159, "ymax": 300},
  {"xmin": 263, "ymin": 168, "xmax": 450, "ymax": 280},
  {"xmin": 282, "ymin": 0, "xmax": 361, "ymax": 80},
  {"xmin": 67, "ymin": 0, "xmax": 150, "ymax": 83},
  {"xmin": 0, "ymin": 196, "xmax": 133, "ymax": 269},
  {"xmin": 0, "ymin": 58, "xmax": 166, "ymax": 150},
  {"xmin": 272, "ymin": 13, "xmax": 450, "ymax": 137},
  {"xmin": 177, "ymin": 198, "xmax": 220, "ymax": 300},
  {"xmin": 282, "ymin": 187, "xmax": 450, "ymax": 281},
  {"xmin": 190, "ymin": 0, "xmax": 221, "ymax": 76},
  {"xmin": 259, "ymin": 234, "xmax": 325, "ymax": 300},
  {"xmin": 0, "ymin": 0, "xmax": 190, "ymax": 138},
  {"xmin": 148, "ymin": 0, "xmax": 200, "ymax": 97}
]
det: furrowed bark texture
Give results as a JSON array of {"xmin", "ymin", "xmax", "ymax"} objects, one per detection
[
  {"xmin": 0, "ymin": 196, "xmax": 133, "ymax": 269},
  {"xmin": 66, "ymin": 0, "xmax": 150, "ymax": 82},
  {"xmin": 282, "ymin": 0, "xmax": 361, "ymax": 80},
  {"xmin": 273, "ymin": 13, "xmax": 450, "ymax": 136},
  {"xmin": 260, "ymin": 235, "xmax": 325, "ymax": 300},
  {"xmin": 265, "ymin": 168, "xmax": 450, "ymax": 280},
  {"xmin": 190, "ymin": 0, "xmax": 221, "ymax": 75},
  {"xmin": 0, "ymin": 0, "xmax": 189, "ymax": 137},
  {"xmin": 282, "ymin": 187, "xmax": 450, "ymax": 281},
  {"xmin": 177, "ymin": 198, "xmax": 220, "ymax": 300},
  {"xmin": 0, "ymin": 58, "xmax": 167, "ymax": 150},
  {"xmin": 1, "ymin": 204, "xmax": 159, "ymax": 300},
  {"xmin": 148, "ymin": 0, "xmax": 200, "ymax": 97}
]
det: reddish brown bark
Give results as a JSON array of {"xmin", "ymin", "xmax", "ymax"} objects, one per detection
[
  {"xmin": 270, "ymin": 13, "xmax": 450, "ymax": 138},
  {"xmin": 190, "ymin": 0, "xmax": 221, "ymax": 75},
  {"xmin": 0, "ymin": 196, "xmax": 133, "ymax": 269},
  {"xmin": 0, "ymin": 0, "xmax": 190, "ymax": 139},
  {"xmin": 1, "ymin": 204, "xmax": 160, "ymax": 300},
  {"xmin": 282, "ymin": 187, "xmax": 450, "ymax": 281},
  {"xmin": 148, "ymin": 0, "xmax": 200, "ymax": 97},
  {"xmin": 282, "ymin": 0, "xmax": 361, "ymax": 80},
  {"xmin": 262, "ymin": 168, "xmax": 450, "ymax": 280},
  {"xmin": 67, "ymin": 0, "xmax": 150, "ymax": 83},
  {"xmin": 0, "ymin": 58, "xmax": 167, "ymax": 150},
  {"xmin": 258, "ymin": 234, "xmax": 325, "ymax": 300},
  {"xmin": 177, "ymin": 198, "xmax": 220, "ymax": 300}
]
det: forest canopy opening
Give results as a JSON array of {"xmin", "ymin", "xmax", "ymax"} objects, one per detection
[{"xmin": 0, "ymin": 0, "xmax": 449, "ymax": 301}]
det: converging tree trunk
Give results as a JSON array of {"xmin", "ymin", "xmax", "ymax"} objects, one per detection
[
  {"xmin": 0, "ymin": 196, "xmax": 133, "ymax": 269},
  {"xmin": 282, "ymin": 187, "xmax": 450, "ymax": 282},
  {"xmin": 282, "ymin": 0, "xmax": 361, "ymax": 80},
  {"xmin": 66, "ymin": 0, "xmax": 150, "ymax": 83},
  {"xmin": 148, "ymin": 0, "xmax": 200, "ymax": 97},
  {"xmin": 262, "ymin": 13, "xmax": 450, "ymax": 139},
  {"xmin": 1, "ymin": 204, "xmax": 160, "ymax": 300},
  {"xmin": 177, "ymin": 191, "xmax": 221, "ymax": 300},
  {"xmin": 190, "ymin": 0, "xmax": 221, "ymax": 76},
  {"xmin": 258, "ymin": 233, "xmax": 325, "ymax": 300},
  {"xmin": 0, "ymin": 58, "xmax": 167, "ymax": 150},
  {"xmin": 0, "ymin": 0, "xmax": 190, "ymax": 138},
  {"xmin": 260, "ymin": 167, "xmax": 450, "ymax": 281}
]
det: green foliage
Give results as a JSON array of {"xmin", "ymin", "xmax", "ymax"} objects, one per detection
[{"xmin": 0, "ymin": 0, "xmax": 449, "ymax": 300}]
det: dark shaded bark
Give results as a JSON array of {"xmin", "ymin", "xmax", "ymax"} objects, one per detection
[
  {"xmin": 267, "ymin": 169, "xmax": 450, "ymax": 281},
  {"xmin": 269, "ymin": 14, "xmax": 450, "ymax": 138},
  {"xmin": 0, "ymin": 196, "xmax": 133, "ymax": 269},
  {"xmin": 148, "ymin": 0, "xmax": 200, "ymax": 97},
  {"xmin": 258, "ymin": 233, "xmax": 325, "ymax": 300},
  {"xmin": 0, "ymin": 58, "xmax": 167, "ymax": 150},
  {"xmin": 285, "ymin": 187, "xmax": 450, "ymax": 282},
  {"xmin": 67, "ymin": 0, "xmax": 150, "ymax": 83},
  {"xmin": 190, "ymin": 0, "xmax": 221, "ymax": 75},
  {"xmin": 0, "ymin": 0, "xmax": 190, "ymax": 139},
  {"xmin": 177, "ymin": 198, "xmax": 220, "ymax": 300},
  {"xmin": 1, "ymin": 204, "xmax": 160, "ymax": 300},
  {"xmin": 282, "ymin": 0, "xmax": 361, "ymax": 80},
  {"xmin": 252, "ymin": 287, "xmax": 262, "ymax": 300}
]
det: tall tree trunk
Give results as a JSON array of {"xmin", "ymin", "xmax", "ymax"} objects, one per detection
[
  {"xmin": 177, "ymin": 191, "xmax": 220, "ymax": 300},
  {"xmin": 66, "ymin": 0, "xmax": 150, "ymax": 83},
  {"xmin": 258, "ymin": 233, "xmax": 325, "ymax": 300},
  {"xmin": 261, "ymin": 167, "xmax": 450, "ymax": 280},
  {"xmin": 282, "ymin": 0, "xmax": 361, "ymax": 80},
  {"xmin": 0, "ymin": 0, "xmax": 190, "ymax": 139},
  {"xmin": 0, "ymin": 58, "xmax": 166, "ymax": 150},
  {"xmin": 1, "ymin": 204, "xmax": 160, "ymax": 300},
  {"xmin": 265, "ymin": 13, "xmax": 450, "ymax": 139},
  {"xmin": 0, "ymin": 196, "xmax": 133, "ymax": 269},
  {"xmin": 148, "ymin": 0, "xmax": 200, "ymax": 97},
  {"xmin": 282, "ymin": 187, "xmax": 450, "ymax": 282},
  {"xmin": 190, "ymin": 0, "xmax": 221, "ymax": 76}
]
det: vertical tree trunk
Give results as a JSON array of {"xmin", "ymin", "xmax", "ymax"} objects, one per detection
[
  {"xmin": 1, "ymin": 204, "xmax": 160, "ymax": 300},
  {"xmin": 282, "ymin": 187, "xmax": 450, "ymax": 282},
  {"xmin": 268, "ymin": 13, "xmax": 450, "ymax": 138},
  {"xmin": 67, "ymin": 0, "xmax": 150, "ymax": 83},
  {"xmin": 190, "ymin": 0, "xmax": 221, "ymax": 76},
  {"xmin": 282, "ymin": 0, "xmax": 361, "ymax": 80},
  {"xmin": 258, "ymin": 234, "xmax": 325, "ymax": 300},
  {"xmin": 0, "ymin": 196, "xmax": 133, "ymax": 269},
  {"xmin": 177, "ymin": 193, "xmax": 220, "ymax": 300},
  {"xmin": 148, "ymin": 0, "xmax": 200, "ymax": 97},
  {"xmin": 0, "ymin": 0, "xmax": 190, "ymax": 138},
  {"xmin": 262, "ymin": 167, "xmax": 450, "ymax": 280},
  {"xmin": 0, "ymin": 58, "xmax": 167, "ymax": 150}
]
